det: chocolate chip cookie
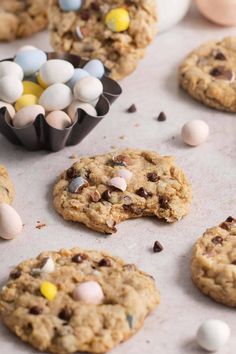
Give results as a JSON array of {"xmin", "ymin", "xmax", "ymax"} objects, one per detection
[
  {"xmin": 53, "ymin": 149, "xmax": 192, "ymax": 234},
  {"xmin": 191, "ymin": 217, "xmax": 236, "ymax": 307},
  {"xmin": 0, "ymin": 247, "xmax": 160, "ymax": 353},
  {"xmin": 49, "ymin": 0, "xmax": 157, "ymax": 80},
  {"xmin": 179, "ymin": 37, "xmax": 236, "ymax": 112},
  {"xmin": 0, "ymin": 0, "xmax": 48, "ymax": 41},
  {"xmin": 0, "ymin": 165, "xmax": 15, "ymax": 204}
]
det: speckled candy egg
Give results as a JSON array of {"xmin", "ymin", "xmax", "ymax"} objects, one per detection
[
  {"xmin": 0, "ymin": 101, "xmax": 15, "ymax": 118},
  {"xmin": 67, "ymin": 101, "xmax": 97, "ymax": 121},
  {"xmin": 45, "ymin": 111, "xmax": 72, "ymax": 130},
  {"xmin": 39, "ymin": 84, "xmax": 73, "ymax": 111},
  {"xmin": 66, "ymin": 68, "xmax": 89, "ymax": 89},
  {"xmin": 0, "ymin": 76, "xmax": 23, "ymax": 103},
  {"xmin": 83, "ymin": 60, "xmax": 105, "ymax": 79},
  {"xmin": 39, "ymin": 59, "xmax": 75, "ymax": 86},
  {"xmin": 59, "ymin": 0, "xmax": 82, "ymax": 11},
  {"xmin": 14, "ymin": 49, "xmax": 47, "ymax": 77},
  {"xmin": 0, "ymin": 203, "xmax": 23, "ymax": 240},
  {"xmin": 0, "ymin": 61, "xmax": 24, "ymax": 81},
  {"xmin": 74, "ymin": 76, "xmax": 103, "ymax": 103},
  {"xmin": 12, "ymin": 105, "xmax": 45, "ymax": 128},
  {"xmin": 73, "ymin": 281, "xmax": 104, "ymax": 304},
  {"xmin": 196, "ymin": 0, "xmax": 236, "ymax": 26},
  {"xmin": 181, "ymin": 120, "xmax": 209, "ymax": 146},
  {"xmin": 197, "ymin": 319, "xmax": 230, "ymax": 352}
]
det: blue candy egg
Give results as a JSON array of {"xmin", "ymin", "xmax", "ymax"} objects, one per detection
[
  {"xmin": 68, "ymin": 177, "xmax": 88, "ymax": 193},
  {"xmin": 83, "ymin": 60, "xmax": 105, "ymax": 79},
  {"xmin": 59, "ymin": 0, "xmax": 82, "ymax": 12},
  {"xmin": 66, "ymin": 68, "xmax": 89, "ymax": 89},
  {"xmin": 14, "ymin": 49, "xmax": 47, "ymax": 77}
]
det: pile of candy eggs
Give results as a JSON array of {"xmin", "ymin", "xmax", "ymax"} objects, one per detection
[{"xmin": 0, "ymin": 46, "xmax": 106, "ymax": 131}]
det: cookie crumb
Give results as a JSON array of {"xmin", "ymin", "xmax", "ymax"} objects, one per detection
[
  {"xmin": 157, "ymin": 112, "xmax": 167, "ymax": 122},
  {"xmin": 36, "ymin": 222, "xmax": 46, "ymax": 230},
  {"xmin": 153, "ymin": 241, "xmax": 163, "ymax": 253},
  {"xmin": 134, "ymin": 123, "xmax": 140, "ymax": 127},
  {"xmin": 126, "ymin": 104, "xmax": 137, "ymax": 113},
  {"xmin": 69, "ymin": 154, "xmax": 77, "ymax": 160},
  {"xmin": 119, "ymin": 135, "xmax": 125, "ymax": 140}
]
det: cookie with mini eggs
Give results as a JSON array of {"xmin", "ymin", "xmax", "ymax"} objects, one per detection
[{"xmin": 49, "ymin": 0, "xmax": 157, "ymax": 80}]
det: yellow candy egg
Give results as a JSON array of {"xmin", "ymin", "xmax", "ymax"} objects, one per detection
[
  {"xmin": 15, "ymin": 94, "xmax": 38, "ymax": 112},
  {"xmin": 36, "ymin": 73, "xmax": 48, "ymax": 89},
  {"xmin": 40, "ymin": 281, "xmax": 57, "ymax": 301},
  {"xmin": 23, "ymin": 81, "xmax": 44, "ymax": 98},
  {"xmin": 105, "ymin": 8, "xmax": 130, "ymax": 32}
]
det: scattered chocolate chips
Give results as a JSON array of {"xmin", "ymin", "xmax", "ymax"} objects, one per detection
[
  {"xmin": 231, "ymin": 260, "xmax": 236, "ymax": 265},
  {"xmin": 72, "ymin": 253, "xmax": 88, "ymax": 264},
  {"xmin": 147, "ymin": 172, "xmax": 159, "ymax": 182},
  {"xmin": 153, "ymin": 241, "xmax": 164, "ymax": 253},
  {"xmin": 29, "ymin": 306, "xmax": 43, "ymax": 315},
  {"xmin": 98, "ymin": 258, "xmax": 111, "ymax": 267},
  {"xmin": 159, "ymin": 196, "xmax": 169, "ymax": 209},
  {"xmin": 66, "ymin": 167, "xmax": 78, "ymax": 180},
  {"xmin": 211, "ymin": 236, "xmax": 223, "ymax": 245},
  {"xmin": 226, "ymin": 216, "xmax": 234, "ymax": 223},
  {"xmin": 10, "ymin": 269, "xmax": 21, "ymax": 279},
  {"xmin": 123, "ymin": 204, "xmax": 143, "ymax": 215},
  {"xmin": 112, "ymin": 154, "xmax": 132, "ymax": 167},
  {"xmin": 102, "ymin": 189, "xmax": 111, "ymax": 201},
  {"xmin": 58, "ymin": 308, "xmax": 72, "ymax": 322},
  {"xmin": 126, "ymin": 104, "xmax": 137, "ymax": 113},
  {"xmin": 157, "ymin": 112, "xmax": 167, "ymax": 122},
  {"xmin": 220, "ymin": 222, "xmax": 230, "ymax": 231},
  {"xmin": 136, "ymin": 187, "xmax": 153, "ymax": 199},
  {"xmin": 210, "ymin": 66, "xmax": 234, "ymax": 81},
  {"xmin": 214, "ymin": 51, "xmax": 226, "ymax": 61},
  {"xmin": 81, "ymin": 9, "xmax": 90, "ymax": 21},
  {"xmin": 90, "ymin": 1, "xmax": 100, "ymax": 11}
]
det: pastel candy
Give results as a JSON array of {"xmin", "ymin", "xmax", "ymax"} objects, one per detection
[
  {"xmin": 68, "ymin": 177, "xmax": 88, "ymax": 193},
  {"xmin": 67, "ymin": 101, "xmax": 97, "ymax": 121},
  {"xmin": 66, "ymin": 68, "xmax": 89, "ymax": 89},
  {"xmin": 12, "ymin": 105, "xmax": 45, "ymax": 128},
  {"xmin": 197, "ymin": 319, "xmax": 230, "ymax": 352},
  {"xmin": 59, "ymin": 0, "xmax": 82, "ymax": 11},
  {"xmin": 0, "ymin": 76, "xmax": 23, "ymax": 103},
  {"xmin": 108, "ymin": 177, "xmax": 127, "ymax": 191},
  {"xmin": 15, "ymin": 94, "xmax": 38, "ymax": 112},
  {"xmin": 17, "ymin": 45, "xmax": 37, "ymax": 54},
  {"xmin": 0, "ymin": 203, "xmax": 23, "ymax": 240},
  {"xmin": 41, "ymin": 257, "xmax": 55, "ymax": 273},
  {"xmin": 0, "ymin": 61, "xmax": 24, "ymax": 81},
  {"xmin": 0, "ymin": 101, "xmax": 15, "ymax": 118},
  {"xmin": 74, "ymin": 76, "xmax": 103, "ymax": 103},
  {"xmin": 105, "ymin": 8, "xmax": 130, "ymax": 32},
  {"xmin": 117, "ymin": 169, "xmax": 133, "ymax": 182},
  {"xmin": 73, "ymin": 281, "xmax": 104, "ymax": 304},
  {"xmin": 181, "ymin": 120, "xmax": 209, "ymax": 146},
  {"xmin": 83, "ymin": 60, "xmax": 105, "ymax": 79},
  {"xmin": 40, "ymin": 281, "xmax": 57, "ymax": 301},
  {"xmin": 23, "ymin": 81, "xmax": 44, "ymax": 98},
  {"xmin": 45, "ymin": 111, "xmax": 72, "ymax": 130},
  {"xmin": 14, "ymin": 49, "xmax": 47, "ymax": 76},
  {"xmin": 36, "ymin": 73, "xmax": 48, "ymax": 89},
  {"xmin": 39, "ymin": 84, "xmax": 73, "ymax": 111},
  {"xmin": 39, "ymin": 59, "xmax": 75, "ymax": 85}
]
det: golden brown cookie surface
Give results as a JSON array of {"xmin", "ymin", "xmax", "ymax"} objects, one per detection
[{"xmin": 0, "ymin": 165, "xmax": 15, "ymax": 204}]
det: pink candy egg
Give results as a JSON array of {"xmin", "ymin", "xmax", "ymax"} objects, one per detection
[
  {"xmin": 196, "ymin": 0, "xmax": 236, "ymax": 26},
  {"xmin": 0, "ymin": 101, "xmax": 15, "ymax": 118},
  {"xmin": 108, "ymin": 177, "xmax": 127, "ymax": 192},
  {"xmin": 181, "ymin": 120, "xmax": 209, "ymax": 146},
  {"xmin": 0, "ymin": 203, "xmax": 23, "ymax": 240},
  {"xmin": 12, "ymin": 105, "xmax": 45, "ymax": 128},
  {"xmin": 73, "ymin": 281, "xmax": 104, "ymax": 304},
  {"xmin": 45, "ymin": 111, "xmax": 72, "ymax": 130}
]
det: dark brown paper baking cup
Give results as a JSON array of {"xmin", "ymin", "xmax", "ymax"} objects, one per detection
[{"xmin": 0, "ymin": 53, "xmax": 122, "ymax": 152}]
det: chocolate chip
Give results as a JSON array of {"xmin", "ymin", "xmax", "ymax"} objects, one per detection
[
  {"xmin": 157, "ymin": 112, "xmax": 167, "ymax": 122},
  {"xmin": 126, "ymin": 104, "xmax": 137, "ymax": 113},
  {"xmin": 210, "ymin": 66, "xmax": 234, "ymax": 81},
  {"xmin": 136, "ymin": 187, "xmax": 153, "ymax": 199},
  {"xmin": 214, "ymin": 52, "xmax": 226, "ymax": 61},
  {"xmin": 212, "ymin": 236, "xmax": 223, "ymax": 245},
  {"xmin": 231, "ymin": 260, "xmax": 236, "ymax": 265},
  {"xmin": 112, "ymin": 155, "xmax": 132, "ymax": 167},
  {"xmin": 29, "ymin": 306, "xmax": 43, "ymax": 315},
  {"xmin": 91, "ymin": 1, "xmax": 100, "ymax": 11},
  {"xmin": 102, "ymin": 189, "xmax": 111, "ymax": 201},
  {"xmin": 81, "ymin": 9, "xmax": 90, "ymax": 21},
  {"xmin": 159, "ymin": 196, "xmax": 169, "ymax": 209},
  {"xmin": 58, "ymin": 308, "xmax": 72, "ymax": 322},
  {"xmin": 220, "ymin": 222, "xmax": 230, "ymax": 231},
  {"xmin": 153, "ymin": 241, "xmax": 164, "ymax": 253},
  {"xmin": 10, "ymin": 269, "xmax": 21, "ymax": 279},
  {"xmin": 66, "ymin": 167, "xmax": 78, "ymax": 180},
  {"xmin": 72, "ymin": 253, "xmax": 88, "ymax": 264},
  {"xmin": 147, "ymin": 172, "xmax": 159, "ymax": 182},
  {"xmin": 123, "ymin": 204, "xmax": 143, "ymax": 215},
  {"xmin": 98, "ymin": 258, "xmax": 111, "ymax": 267},
  {"xmin": 226, "ymin": 216, "xmax": 234, "ymax": 222}
]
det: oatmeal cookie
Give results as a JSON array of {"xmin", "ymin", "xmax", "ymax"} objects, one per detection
[{"xmin": 0, "ymin": 165, "xmax": 15, "ymax": 204}]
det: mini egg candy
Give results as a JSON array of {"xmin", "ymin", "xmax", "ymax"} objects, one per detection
[
  {"xmin": 14, "ymin": 49, "xmax": 47, "ymax": 77},
  {"xmin": 197, "ymin": 319, "xmax": 230, "ymax": 352},
  {"xmin": 74, "ymin": 76, "xmax": 103, "ymax": 103},
  {"xmin": 40, "ymin": 281, "xmax": 57, "ymax": 301},
  {"xmin": 45, "ymin": 111, "xmax": 72, "ymax": 130},
  {"xmin": 68, "ymin": 176, "xmax": 88, "ymax": 193},
  {"xmin": 17, "ymin": 45, "xmax": 37, "ymax": 54},
  {"xmin": 105, "ymin": 8, "xmax": 130, "ymax": 32},
  {"xmin": 59, "ymin": 0, "xmax": 82, "ymax": 11},
  {"xmin": 0, "ymin": 203, "xmax": 23, "ymax": 240},
  {"xmin": 23, "ymin": 81, "xmax": 44, "ymax": 98},
  {"xmin": 73, "ymin": 281, "xmax": 104, "ymax": 304},
  {"xmin": 117, "ymin": 169, "xmax": 133, "ymax": 182},
  {"xmin": 66, "ymin": 68, "xmax": 89, "ymax": 89},
  {"xmin": 41, "ymin": 257, "xmax": 55, "ymax": 273},
  {"xmin": 0, "ymin": 101, "xmax": 15, "ymax": 118},
  {"xmin": 0, "ymin": 76, "xmax": 23, "ymax": 103},
  {"xmin": 12, "ymin": 105, "xmax": 45, "ymax": 128},
  {"xmin": 15, "ymin": 94, "xmax": 38, "ymax": 112},
  {"xmin": 39, "ymin": 59, "xmax": 75, "ymax": 86},
  {"xmin": 39, "ymin": 83, "xmax": 73, "ymax": 111},
  {"xmin": 108, "ymin": 177, "xmax": 127, "ymax": 192},
  {"xmin": 67, "ymin": 101, "xmax": 97, "ymax": 121},
  {"xmin": 83, "ymin": 60, "xmax": 105, "ymax": 79},
  {"xmin": 181, "ymin": 120, "xmax": 209, "ymax": 146},
  {"xmin": 36, "ymin": 73, "xmax": 48, "ymax": 89},
  {"xmin": 0, "ymin": 61, "xmax": 24, "ymax": 81}
]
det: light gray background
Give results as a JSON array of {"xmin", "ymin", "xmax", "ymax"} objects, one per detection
[{"xmin": 0, "ymin": 4, "xmax": 236, "ymax": 354}]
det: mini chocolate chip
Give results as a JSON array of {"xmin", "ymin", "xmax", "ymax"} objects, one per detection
[
  {"xmin": 98, "ymin": 258, "xmax": 111, "ymax": 267},
  {"xmin": 126, "ymin": 104, "xmax": 137, "ymax": 113},
  {"xmin": 10, "ymin": 269, "xmax": 21, "ymax": 279},
  {"xmin": 231, "ymin": 260, "xmax": 236, "ymax": 265},
  {"xmin": 136, "ymin": 187, "xmax": 153, "ymax": 199},
  {"xmin": 153, "ymin": 241, "xmax": 164, "ymax": 253},
  {"xmin": 81, "ymin": 9, "xmax": 90, "ymax": 21},
  {"xmin": 72, "ymin": 253, "xmax": 88, "ymax": 264},
  {"xmin": 123, "ymin": 195, "xmax": 132, "ymax": 205},
  {"xmin": 91, "ymin": 1, "xmax": 100, "ymax": 11},
  {"xmin": 214, "ymin": 52, "xmax": 226, "ymax": 61},
  {"xmin": 58, "ymin": 308, "xmax": 72, "ymax": 321},
  {"xmin": 159, "ymin": 196, "xmax": 169, "ymax": 209},
  {"xmin": 226, "ymin": 216, "xmax": 234, "ymax": 222},
  {"xmin": 220, "ymin": 222, "xmax": 230, "ymax": 231},
  {"xmin": 212, "ymin": 236, "xmax": 223, "ymax": 245},
  {"xmin": 210, "ymin": 66, "xmax": 234, "ymax": 81},
  {"xmin": 29, "ymin": 306, "xmax": 43, "ymax": 315},
  {"xmin": 147, "ymin": 172, "xmax": 159, "ymax": 182},
  {"xmin": 112, "ymin": 155, "xmax": 132, "ymax": 167},
  {"xmin": 157, "ymin": 112, "xmax": 167, "ymax": 122},
  {"xmin": 102, "ymin": 189, "xmax": 111, "ymax": 201},
  {"xmin": 66, "ymin": 167, "xmax": 78, "ymax": 180}
]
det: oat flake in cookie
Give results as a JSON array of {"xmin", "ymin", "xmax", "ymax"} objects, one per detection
[
  {"xmin": 0, "ymin": 248, "xmax": 160, "ymax": 353},
  {"xmin": 49, "ymin": 0, "xmax": 157, "ymax": 80},
  {"xmin": 53, "ymin": 149, "xmax": 192, "ymax": 234},
  {"xmin": 0, "ymin": 165, "xmax": 15, "ymax": 204},
  {"xmin": 179, "ymin": 37, "xmax": 236, "ymax": 112},
  {"xmin": 191, "ymin": 217, "xmax": 236, "ymax": 307}
]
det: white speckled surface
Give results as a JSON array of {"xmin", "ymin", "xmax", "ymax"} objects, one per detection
[{"xmin": 0, "ymin": 4, "xmax": 236, "ymax": 354}]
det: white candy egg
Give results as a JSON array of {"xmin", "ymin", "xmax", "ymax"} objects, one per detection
[
  {"xmin": 108, "ymin": 177, "xmax": 127, "ymax": 192},
  {"xmin": 17, "ymin": 45, "xmax": 37, "ymax": 54},
  {"xmin": 197, "ymin": 319, "xmax": 230, "ymax": 352},
  {"xmin": 39, "ymin": 59, "xmax": 75, "ymax": 85},
  {"xmin": 117, "ymin": 169, "xmax": 133, "ymax": 182},
  {"xmin": 67, "ymin": 101, "xmax": 97, "ymax": 121},
  {"xmin": 39, "ymin": 84, "xmax": 73, "ymax": 111},
  {"xmin": 73, "ymin": 281, "xmax": 104, "ymax": 304},
  {"xmin": 0, "ymin": 61, "xmax": 24, "ymax": 81},
  {"xmin": 0, "ymin": 203, "xmax": 23, "ymax": 240},
  {"xmin": 0, "ymin": 101, "xmax": 15, "ymax": 118},
  {"xmin": 45, "ymin": 111, "xmax": 72, "ymax": 130},
  {"xmin": 74, "ymin": 76, "xmax": 103, "ymax": 103},
  {"xmin": 12, "ymin": 105, "xmax": 45, "ymax": 128},
  {"xmin": 0, "ymin": 76, "xmax": 23, "ymax": 103},
  {"xmin": 181, "ymin": 120, "xmax": 209, "ymax": 146},
  {"xmin": 41, "ymin": 257, "xmax": 55, "ymax": 273}
]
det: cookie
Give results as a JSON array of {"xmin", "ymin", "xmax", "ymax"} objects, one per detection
[
  {"xmin": 191, "ymin": 217, "xmax": 236, "ymax": 307},
  {"xmin": 0, "ymin": 247, "xmax": 160, "ymax": 353},
  {"xmin": 49, "ymin": 0, "xmax": 157, "ymax": 80},
  {"xmin": 53, "ymin": 149, "xmax": 192, "ymax": 234},
  {"xmin": 179, "ymin": 37, "xmax": 236, "ymax": 112},
  {"xmin": 0, "ymin": 0, "xmax": 48, "ymax": 41},
  {"xmin": 0, "ymin": 165, "xmax": 15, "ymax": 204}
]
